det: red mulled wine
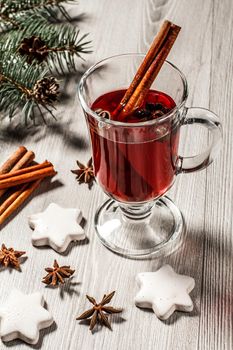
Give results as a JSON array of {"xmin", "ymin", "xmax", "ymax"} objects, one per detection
[{"xmin": 89, "ymin": 89, "xmax": 179, "ymax": 203}]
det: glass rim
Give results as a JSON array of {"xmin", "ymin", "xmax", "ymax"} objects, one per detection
[{"xmin": 78, "ymin": 53, "xmax": 188, "ymax": 127}]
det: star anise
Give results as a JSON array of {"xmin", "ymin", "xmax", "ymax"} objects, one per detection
[
  {"xmin": 18, "ymin": 36, "xmax": 49, "ymax": 63},
  {"xmin": 42, "ymin": 260, "xmax": 75, "ymax": 286},
  {"xmin": 71, "ymin": 158, "xmax": 94, "ymax": 184},
  {"xmin": 0, "ymin": 244, "xmax": 26, "ymax": 269},
  {"xmin": 76, "ymin": 291, "xmax": 122, "ymax": 331},
  {"xmin": 135, "ymin": 102, "xmax": 169, "ymax": 121}
]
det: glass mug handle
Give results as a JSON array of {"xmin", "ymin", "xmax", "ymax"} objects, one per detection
[{"xmin": 176, "ymin": 107, "xmax": 222, "ymax": 173}]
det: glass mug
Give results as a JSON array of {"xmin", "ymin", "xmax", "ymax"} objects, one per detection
[{"xmin": 78, "ymin": 54, "xmax": 222, "ymax": 258}]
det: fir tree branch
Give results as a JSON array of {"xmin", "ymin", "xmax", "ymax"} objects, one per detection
[
  {"xmin": 0, "ymin": 0, "xmax": 91, "ymax": 124},
  {"xmin": 1, "ymin": 0, "xmax": 71, "ymax": 13},
  {"xmin": 0, "ymin": 52, "xmax": 59, "ymax": 123},
  {"xmin": 0, "ymin": 0, "xmax": 75, "ymax": 22},
  {"xmin": 0, "ymin": 13, "xmax": 20, "ymax": 30},
  {"xmin": 0, "ymin": 15, "xmax": 92, "ymax": 73}
]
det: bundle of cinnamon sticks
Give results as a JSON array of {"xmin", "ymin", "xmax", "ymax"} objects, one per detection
[
  {"xmin": 113, "ymin": 20, "xmax": 181, "ymax": 120},
  {"xmin": 0, "ymin": 146, "xmax": 56, "ymax": 225}
]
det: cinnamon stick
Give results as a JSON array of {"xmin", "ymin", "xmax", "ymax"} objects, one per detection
[
  {"xmin": 0, "ymin": 180, "xmax": 41, "ymax": 225},
  {"xmin": 123, "ymin": 24, "xmax": 180, "ymax": 115},
  {"xmin": 11, "ymin": 150, "xmax": 35, "ymax": 171},
  {"xmin": 0, "ymin": 161, "xmax": 52, "ymax": 181},
  {"xmin": 0, "ymin": 146, "xmax": 27, "ymax": 174},
  {"xmin": 114, "ymin": 21, "xmax": 181, "ymax": 119},
  {"xmin": 112, "ymin": 20, "xmax": 172, "ymax": 117},
  {"xmin": 0, "ymin": 184, "xmax": 28, "ymax": 216},
  {"xmin": 0, "ymin": 150, "xmax": 35, "ymax": 198},
  {"xmin": 0, "ymin": 166, "xmax": 56, "ymax": 190},
  {"xmin": 0, "ymin": 148, "xmax": 56, "ymax": 226}
]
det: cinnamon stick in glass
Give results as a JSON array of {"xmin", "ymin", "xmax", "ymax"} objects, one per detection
[{"xmin": 113, "ymin": 20, "xmax": 181, "ymax": 120}]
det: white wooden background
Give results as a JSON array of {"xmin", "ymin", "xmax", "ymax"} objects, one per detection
[{"xmin": 0, "ymin": 0, "xmax": 232, "ymax": 349}]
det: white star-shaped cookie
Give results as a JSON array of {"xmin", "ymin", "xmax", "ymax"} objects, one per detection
[
  {"xmin": 0, "ymin": 289, "xmax": 53, "ymax": 344},
  {"xmin": 135, "ymin": 265, "xmax": 195, "ymax": 320},
  {"xmin": 28, "ymin": 203, "xmax": 85, "ymax": 253}
]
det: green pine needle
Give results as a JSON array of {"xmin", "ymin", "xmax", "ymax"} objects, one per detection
[
  {"xmin": 0, "ymin": 0, "xmax": 76, "ymax": 28},
  {"xmin": 0, "ymin": 50, "xmax": 57, "ymax": 123},
  {"xmin": 0, "ymin": 0, "xmax": 91, "ymax": 124},
  {"xmin": 0, "ymin": 14, "xmax": 92, "ymax": 73}
]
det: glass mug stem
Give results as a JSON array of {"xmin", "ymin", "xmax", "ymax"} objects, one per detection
[
  {"xmin": 176, "ymin": 107, "xmax": 222, "ymax": 173},
  {"xmin": 119, "ymin": 202, "xmax": 155, "ymax": 220}
]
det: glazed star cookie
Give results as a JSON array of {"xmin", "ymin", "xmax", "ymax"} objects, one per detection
[
  {"xmin": 28, "ymin": 203, "xmax": 85, "ymax": 253},
  {"xmin": 0, "ymin": 289, "xmax": 53, "ymax": 344},
  {"xmin": 135, "ymin": 265, "xmax": 195, "ymax": 320}
]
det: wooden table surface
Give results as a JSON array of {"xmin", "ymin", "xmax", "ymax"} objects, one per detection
[{"xmin": 0, "ymin": 0, "xmax": 232, "ymax": 349}]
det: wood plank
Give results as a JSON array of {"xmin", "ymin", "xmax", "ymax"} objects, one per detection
[{"xmin": 198, "ymin": 0, "xmax": 233, "ymax": 349}]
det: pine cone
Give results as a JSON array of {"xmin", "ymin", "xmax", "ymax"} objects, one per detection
[
  {"xmin": 18, "ymin": 36, "xmax": 49, "ymax": 63},
  {"xmin": 32, "ymin": 77, "xmax": 59, "ymax": 105}
]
